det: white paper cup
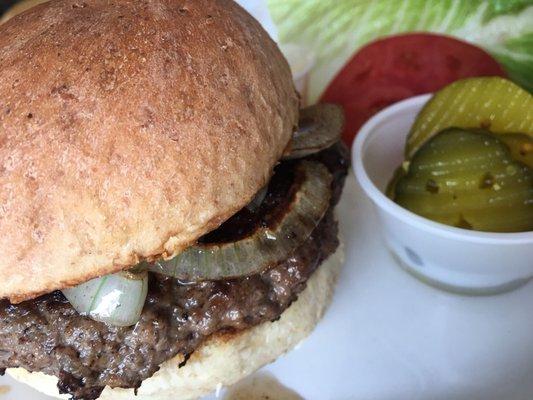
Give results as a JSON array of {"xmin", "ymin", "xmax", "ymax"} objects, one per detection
[
  {"xmin": 280, "ymin": 43, "xmax": 315, "ymax": 106},
  {"xmin": 353, "ymin": 94, "xmax": 533, "ymax": 294}
]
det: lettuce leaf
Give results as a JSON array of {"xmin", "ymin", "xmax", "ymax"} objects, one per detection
[
  {"xmin": 268, "ymin": 0, "xmax": 533, "ymax": 102},
  {"xmin": 484, "ymin": 0, "xmax": 532, "ymax": 20},
  {"xmin": 487, "ymin": 32, "xmax": 533, "ymax": 93}
]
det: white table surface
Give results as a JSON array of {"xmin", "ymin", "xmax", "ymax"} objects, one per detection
[{"xmin": 2, "ymin": 172, "xmax": 533, "ymax": 400}]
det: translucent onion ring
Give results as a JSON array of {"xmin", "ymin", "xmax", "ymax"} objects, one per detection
[
  {"xmin": 62, "ymin": 269, "xmax": 148, "ymax": 327},
  {"xmin": 284, "ymin": 103, "xmax": 344, "ymax": 160},
  {"xmin": 149, "ymin": 161, "xmax": 332, "ymax": 281}
]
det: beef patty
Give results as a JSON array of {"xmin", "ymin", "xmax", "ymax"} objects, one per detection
[{"xmin": 0, "ymin": 144, "xmax": 349, "ymax": 400}]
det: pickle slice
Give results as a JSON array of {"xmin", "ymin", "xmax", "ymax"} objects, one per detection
[
  {"xmin": 386, "ymin": 166, "xmax": 405, "ymax": 199},
  {"xmin": 406, "ymin": 77, "xmax": 533, "ymax": 158},
  {"xmin": 496, "ymin": 133, "xmax": 533, "ymax": 168},
  {"xmin": 394, "ymin": 128, "xmax": 533, "ymax": 233}
]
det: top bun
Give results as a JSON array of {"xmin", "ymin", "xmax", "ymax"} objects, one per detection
[
  {"xmin": 0, "ymin": 0, "xmax": 46, "ymax": 23},
  {"xmin": 0, "ymin": 0, "xmax": 299, "ymax": 302}
]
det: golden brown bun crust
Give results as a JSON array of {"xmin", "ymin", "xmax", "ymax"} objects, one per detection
[
  {"xmin": 0, "ymin": 0, "xmax": 299, "ymax": 302},
  {"xmin": 0, "ymin": 0, "xmax": 48, "ymax": 23},
  {"xmin": 8, "ymin": 245, "xmax": 343, "ymax": 400}
]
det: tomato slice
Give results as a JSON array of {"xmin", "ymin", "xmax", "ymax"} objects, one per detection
[{"xmin": 321, "ymin": 33, "xmax": 507, "ymax": 145}]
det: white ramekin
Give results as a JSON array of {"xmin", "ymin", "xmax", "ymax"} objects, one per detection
[{"xmin": 353, "ymin": 94, "xmax": 533, "ymax": 294}]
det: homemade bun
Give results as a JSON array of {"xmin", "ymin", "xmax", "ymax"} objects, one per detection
[
  {"xmin": 8, "ymin": 245, "xmax": 343, "ymax": 399},
  {"xmin": 0, "ymin": 0, "xmax": 299, "ymax": 302},
  {"xmin": 0, "ymin": 0, "xmax": 47, "ymax": 23}
]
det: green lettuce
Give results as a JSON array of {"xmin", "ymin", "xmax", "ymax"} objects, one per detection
[{"xmin": 268, "ymin": 0, "xmax": 533, "ymax": 102}]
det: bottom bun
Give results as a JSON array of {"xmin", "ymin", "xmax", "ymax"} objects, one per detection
[{"xmin": 8, "ymin": 244, "xmax": 344, "ymax": 400}]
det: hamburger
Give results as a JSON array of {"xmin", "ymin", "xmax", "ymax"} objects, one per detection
[{"xmin": 0, "ymin": 1, "xmax": 349, "ymax": 399}]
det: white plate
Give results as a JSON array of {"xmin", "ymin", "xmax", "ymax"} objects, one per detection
[{"xmin": 2, "ymin": 173, "xmax": 533, "ymax": 400}]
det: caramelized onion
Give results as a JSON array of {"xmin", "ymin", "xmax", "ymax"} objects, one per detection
[
  {"xmin": 149, "ymin": 161, "xmax": 332, "ymax": 281},
  {"xmin": 246, "ymin": 185, "xmax": 268, "ymax": 211},
  {"xmin": 284, "ymin": 103, "xmax": 344, "ymax": 160}
]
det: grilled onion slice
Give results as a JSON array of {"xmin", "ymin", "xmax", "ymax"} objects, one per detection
[
  {"xmin": 149, "ymin": 161, "xmax": 332, "ymax": 281},
  {"xmin": 62, "ymin": 269, "xmax": 148, "ymax": 327},
  {"xmin": 246, "ymin": 185, "xmax": 268, "ymax": 211},
  {"xmin": 284, "ymin": 103, "xmax": 344, "ymax": 160}
]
